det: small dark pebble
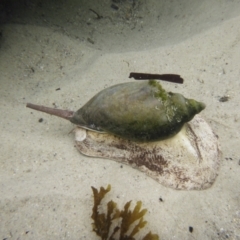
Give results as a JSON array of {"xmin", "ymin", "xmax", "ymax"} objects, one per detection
[
  {"xmin": 189, "ymin": 226, "xmax": 193, "ymax": 233},
  {"xmin": 87, "ymin": 37, "xmax": 94, "ymax": 44},
  {"xmin": 219, "ymin": 96, "xmax": 229, "ymax": 102},
  {"xmin": 159, "ymin": 197, "xmax": 163, "ymax": 202},
  {"xmin": 238, "ymin": 159, "xmax": 240, "ymax": 165},
  {"xmin": 120, "ymin": 165, "xmax": 123, "ymax": 168},
  {"xmin": 111, "ymin": 3, "xmax": 119, "ymax": 10},
  {"xmin": 38, "ymin": 118, "xmax": 43, "ymax": 123},
  {"xmin": 56, "ymin": 88, "xmax": 61, "ymax": 91}
]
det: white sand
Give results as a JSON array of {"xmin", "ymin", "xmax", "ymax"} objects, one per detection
[{"xmin": 1, "ymin": 0, "xmax": 240, "ymax": 239}]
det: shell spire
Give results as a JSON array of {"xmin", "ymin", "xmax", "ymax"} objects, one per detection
[{"xmin": 26, "ymin": 103, "xmax": 74, "ymax": 120}]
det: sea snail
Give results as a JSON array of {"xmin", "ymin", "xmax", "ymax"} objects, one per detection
[{"xmin": 26, "ymin": 80, "xmax": 205, "ymax": 142}]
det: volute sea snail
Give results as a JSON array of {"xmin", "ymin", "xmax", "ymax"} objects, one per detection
[{"xmin": 27, "ymin": 75, "xmax": 220, "ymax": 190}]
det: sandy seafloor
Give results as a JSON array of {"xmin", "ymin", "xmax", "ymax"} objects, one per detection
[{"xmin": 0, "ymin": 0, "xmax": 240, "ymax": 239}]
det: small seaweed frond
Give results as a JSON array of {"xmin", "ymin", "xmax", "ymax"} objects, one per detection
[
  {"xmin": 91, "ymin": 184, "xmax": 113, "ymax": 240},
  {"xmin": 119, "ymin": 201, "xmax": 147, "ymax": 238},
  {"xmin": 91, "ymin": 185, "xmax": 160, "ymax": 240}
]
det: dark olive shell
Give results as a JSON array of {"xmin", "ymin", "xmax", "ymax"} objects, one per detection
[{"xmin": 70, "ymin": 80, "xmax": 205, "ymax": 142}]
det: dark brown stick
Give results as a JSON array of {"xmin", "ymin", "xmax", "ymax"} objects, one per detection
[
  {"xmin": 129, "ymin": 72, "xmax": 184, "ymax": 84},
  {"xmin": 26, "ymin": 103, "xmax": 74, "ymax": 120}
]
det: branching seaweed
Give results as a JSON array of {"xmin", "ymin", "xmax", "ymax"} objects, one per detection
[{"xmin": 91, "ymin": 184, "xmax": 159, "ymax": 240}]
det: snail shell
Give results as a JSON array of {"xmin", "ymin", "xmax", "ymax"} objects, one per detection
[
  {"xmin": 27, "ymin": 80, "xmax": 221, "ymax": 190},
  {"xmin": 26, "ymin": 80, "xmax": 220, "ymax": 190},
  {"xmin": 70, "ymin": 80, "xmax": 205, "ymax": 142}
]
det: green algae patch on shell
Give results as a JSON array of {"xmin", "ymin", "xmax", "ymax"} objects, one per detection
[
  {"xmin": 75, "ymin": 115, "xmax": 221, "ymax": 190},
  {"xmin": 71, "ymin": 80, "xmax": 205, "ymax": 142}
]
